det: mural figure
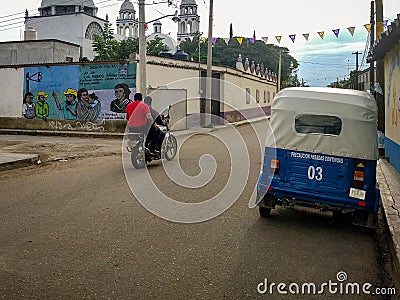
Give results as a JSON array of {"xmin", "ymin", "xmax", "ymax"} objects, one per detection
[
  {"xmin": 52, "ymin": 88, "xmax": 78, "ymax": 120},
  {"xmin": 392, "ymin": 86, "xmax": 398, "ymax": 126},
  {"xmin": 35, "ymin": 91, "xmax": 49, "ymax": 121},
  {"xmin": 76, "ymin": 88, "xmax": 102, "ymax": 122},
  {"xmin": 22, "ymin": 92, "xmax": 36, "ymax": 119},
  {"xmin": 110, "ymin": 83, "xmax": 132, "ymax": 113}
]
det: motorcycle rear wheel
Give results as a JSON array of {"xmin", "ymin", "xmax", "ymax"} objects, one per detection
[
  {"xmin": 131, "ymin": 146, "xmax": 146, "ymax": 169},
  {"xmin": 163, "ymin": 134, "xmax": 177, "ymax": 161}
]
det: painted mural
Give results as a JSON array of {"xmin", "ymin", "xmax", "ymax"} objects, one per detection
[
  {"xmin": 23, "ymin": 63, "xmax": 136, "ymax": 121},
  {"xmin": 386, "ymin": 44, "xmax": 400, "ymax": 135}
]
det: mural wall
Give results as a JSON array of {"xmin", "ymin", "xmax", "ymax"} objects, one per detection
[
  {"xmin": 23, "ymin": 63, "xmax": 136, "ymax": 122},
  {"xmin": 384, "ymin": 43, "xmax": 400, "ymax": 172}
]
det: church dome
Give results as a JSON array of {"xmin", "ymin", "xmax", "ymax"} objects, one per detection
[
  {"xmin": 40, "ymin": 0, "xmax": 95, "ymax": 8},
  {"xmin": 147, "ymin": 33, "xmax": 177, "ymax": 55},
  {"xmin": 120, "ymin": 0, "xmax": 135, "ymax": 12},
  {"xmin": 147, "ymin": 20, "xmax": 177, "ymax": 54}
]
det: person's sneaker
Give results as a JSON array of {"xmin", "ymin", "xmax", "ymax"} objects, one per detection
[{"xmin": 150, "ymin": 149, "xmax": 160, "ymax": 155}]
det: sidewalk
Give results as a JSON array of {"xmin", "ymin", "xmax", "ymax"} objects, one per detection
[{"xmin": 376, "ymin": 159, "xmax": 400, "ymax": 287}]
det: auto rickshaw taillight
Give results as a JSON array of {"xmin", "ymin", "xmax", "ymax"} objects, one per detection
[
  {"xmin": 270, "ymin": 159, "xmax": 280, "ymax": 175},
  {"xmin": 353, "ymin": 170, "xmax": 365, "ymax": 188}
]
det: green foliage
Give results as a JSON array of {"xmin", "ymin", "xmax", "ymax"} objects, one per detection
[
  {"xmin": 93, "ymin": 24, "xmax": 170, "ymax": 61},
  {"xmin": 92, "ymin": 23, "xmax": 119, "ymax": 61},
  {"xmin": 179, "ymin": 35, "xmax": 299, "ymax": 86},
  {"xmin": 92, "ymin": 23, "xmax": 299, "ymax": 85},
  {"xmin": 179, "ymin": 32, "xmax": 207, "ymax": 63},
  {"xmin": 328, "ymin": 71, "xmax": 356, "ymax": 89},
  {"xmin": 147, "ymin": 36, "xmax": 169, "ymax": 56}
]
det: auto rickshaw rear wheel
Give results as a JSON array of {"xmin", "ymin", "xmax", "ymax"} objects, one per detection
[{"xmin": 259, "ymin": 207, "xmax": 271, "ymax": 218}]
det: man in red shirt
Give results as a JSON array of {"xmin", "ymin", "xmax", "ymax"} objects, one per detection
[{"xmin": 126, "ymin": 92, "xmax": 159, "ymax": 153}]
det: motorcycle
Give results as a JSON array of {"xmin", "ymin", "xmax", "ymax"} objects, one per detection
[{"xmin": 126, "ymin": 105, "xmax": 177, "ymax": 169}]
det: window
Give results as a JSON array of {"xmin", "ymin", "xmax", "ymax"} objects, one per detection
[
  {"xmin": 295, "ymin": 115, "xmax": 342, "ymax": 135},
  {"xmin": 246, "ymin": 88, "xmax": 251, "ymax": 104},
  {"xmin": 256, "ymin": 89, "xmax": 260, "ymax": 103},
  {"xmin": 267, "ymin": 91, "xmax": 271, "ymax": 103},
  {"xmin": 263, "ymin": 91, "xmax": 267, "ymax": 103}
]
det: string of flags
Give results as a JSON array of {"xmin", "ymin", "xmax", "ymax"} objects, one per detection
[{"xmin": 194, "ymin": 20, "xmax": 389, "ymax": 45}]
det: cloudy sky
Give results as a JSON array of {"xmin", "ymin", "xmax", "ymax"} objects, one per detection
[{"xmin": 1, "ymin": 0, "xmax": 399, "ymax": 86}]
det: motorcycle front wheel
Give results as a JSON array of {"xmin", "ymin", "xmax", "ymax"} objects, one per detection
[
  {"xmin": 131, "ymin": 146, "xmax": 146, "ymax": 169},
  {"xmin": 162, "ymin": 134, "xmax": 177, "ymax": 161}
]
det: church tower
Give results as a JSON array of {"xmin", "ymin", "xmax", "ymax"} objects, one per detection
[
  {"xmin": 116, "ymin": 0, "xmax": 138, "ymax": 38},
  {"xmin": 177, "ymin": 0, "xmax": 200, "ymax": 43}
]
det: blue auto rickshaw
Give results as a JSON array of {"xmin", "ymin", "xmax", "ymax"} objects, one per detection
[{"xmin": 254, "ymin": 87, "xmax": 380, "ymax": 228}]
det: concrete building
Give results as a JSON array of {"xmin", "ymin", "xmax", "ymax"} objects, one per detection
[
  {"xmin": 24, "ymin": 0, "xmax": 108, "ymax": 60},
  {"xmin": 357, "ymin": 67, "xmax": 376, "ymax": 92},
  {"xmin": 0, "ymin": 54, "xmax": 276, "ymax": 130},
  {"xmin": 0, "ymin": 39, "xmax": 80, "ymax": 65},
  {"xmin": 370, "ymin": 13, "xmax": 400, "ymax": 173}
]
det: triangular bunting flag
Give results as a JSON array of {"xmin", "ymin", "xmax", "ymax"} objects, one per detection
[
  {"xmin": 223, "ymin": 38, "xmax": 230, "ymax": 44},
  {"xmin": 347, "ymin": 27, "xmax": 355, "ymax": 36},
  {"xmin": 302, "ymin": 33, "xmax": 310, "ymax": 41},
  {"xmin": 364, "ymin": 23, "xmax": 372, "ymax": 32},
  {"xmin": 383, "ymin": 19, "xmax": 388, "ymax": 30},
  {"xmin": 201, "ymin": 37, "xmax": 207, "ymax": 43},
  {"xmin": 317, "ymin": 31, "xmax": 325, "ymax": 39},
  {"xmin": 261, "ymin": 37, "xmax": 268, "ymax": 44},
  {"xmin": 275, "ymin": 36, "xmax": 282, "ymax": 44},
  {"xmin": 236, "ymin": 37, "xmax": 243, "ymax": 45},
  {"xmin": 249, "ymin": 37, "xmax": 255, "ymax": 44},
  {"xmin": 211, "ymin": 37, "xmax": 217, "ymax": 45},
  {"xmin": 332, "ymin": 29, "xmax": 340, "ymax": 38},
  {"xmin": 289, "ymin": 34, "xmax": 296, "ymax": 43}
]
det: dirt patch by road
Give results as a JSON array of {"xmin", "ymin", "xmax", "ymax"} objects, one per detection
[{"xmin": 0, "ymin": 139, "xmax": 122, "ymax": 164}]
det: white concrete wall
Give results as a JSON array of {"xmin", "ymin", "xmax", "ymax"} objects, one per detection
[
  {"xmin": 144, "ymin": 57, "xmax": 201, "ymax": 115},
  {"xmin": 143, "ymin": 56, "xmax": 276, "ymax": 119},
  {"xmin": 0, "ymin": 68, "xmax": 24, "ymax": 117},
  {"xmin": 0, "ymin": 41, "xmax": 80, "ymax": 65},
  {"xmin": 223, "ymin": 72, "xmax": 276, "ymax": 112}
]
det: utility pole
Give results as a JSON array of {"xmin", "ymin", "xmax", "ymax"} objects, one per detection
[
  {"xmin": 352, "ymin": 51, "xmax": 361, "ymax": 90},
  {"xmin": 138, "ymin": 0, "xmax": 147, "ymax": 96},
  {"xmin": 369, "ymin": 1, "xmax": 375, "ymax": 94},
  {"xmin": 205, "ymin": 0, "xmax": 213, "ymax": 126},
  {"xmin": 277, "ymin": 50, "xmax": 282, "ymax": 91},
  {"xmin": 375, "ymin": 0, "xmax": 385, "ymax": 133}
]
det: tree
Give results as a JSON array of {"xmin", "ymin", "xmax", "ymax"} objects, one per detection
[
  {"xmin": 179, "ymin": 32, "xmax": 207, "ymax": 63},
  {"xmin": 147, "ymin": 36, "xmax": 169, "ymax": 56},
  {"xmin": 181, "ymin": 36, "xmax": 299, "ymax": 84},
  {"xmin": 92, "ymin": 23, "xmax": 120, "ymax": 61},
  {"xmin": 93, "ymin": 24, "xmax": 170, "ymax": 61},
  {"xmin": 328, "ymin": 71, "xmax": 357, "ymax": 89}
]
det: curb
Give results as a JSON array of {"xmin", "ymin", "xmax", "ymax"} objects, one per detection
[
  {"xmin": 0, "ymin": 153, "xmax": 39, "ymax": 171},
  {"xmin": 377, "ymin": 159, "xmax": 400, "ymax": 289},
  {"xmin": 0, "ymin": 129, "xmax": 124, "ymax": 139}
]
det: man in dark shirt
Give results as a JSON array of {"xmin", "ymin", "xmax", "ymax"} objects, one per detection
[{"xmin": 144, "ymin": 96, "xmax": 165, "ymax": 152}]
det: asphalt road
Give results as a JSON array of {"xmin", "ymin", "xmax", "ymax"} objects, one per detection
[{"xmin": 0, "ymin": 123, "xmax": 393, "ymax": 299}]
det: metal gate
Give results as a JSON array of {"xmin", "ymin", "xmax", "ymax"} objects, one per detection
[{"xmin": 147, "ymin": 88, "xmax": 187, "ymax": 131}]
